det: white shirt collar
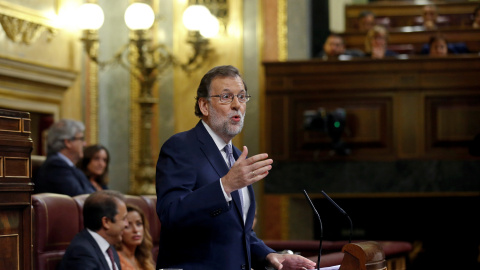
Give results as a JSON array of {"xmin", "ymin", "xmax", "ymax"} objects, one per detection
[
  {"xmin": 202, "ymin": 120, "xmax": 231, "ymax": 151},
  {"xmin": 86, "ymin": 228, "xmax": 110, "ymax": 253},
  {"xmin": 56, "ymin": 152, "xmax": 74, "ymax": 167}
]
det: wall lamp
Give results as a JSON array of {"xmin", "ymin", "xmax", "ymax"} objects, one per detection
[
  {"xmin": 77, "ymin": 2, "xmax": 219, "ymax": 73},
  {"xmin": 77, "ymin": 1, "xmax": 221, "ymax": 194}
]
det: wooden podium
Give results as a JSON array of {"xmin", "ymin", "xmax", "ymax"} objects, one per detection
[
  {"xmin": 0, "ymin": 108, "xmax": 33, "ymax": 270},
  {"xmin": 339, "ymin": 241, "xmax": 386, "ymax": 270}
]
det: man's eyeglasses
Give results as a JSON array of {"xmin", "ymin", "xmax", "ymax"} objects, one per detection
[
  {"xmin": 208, "ymin": 92, "xmax": 251, "ymax": 104},
  {"xmin": 70, "ymin": 136, "xmax": 85, "ymax": 141}
]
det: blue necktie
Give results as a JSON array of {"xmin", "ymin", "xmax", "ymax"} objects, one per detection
[{"xmin": 224, "ymin": 144, "xmax": 244, "ymax": 209}]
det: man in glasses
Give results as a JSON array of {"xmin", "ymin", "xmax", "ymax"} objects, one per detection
[
  {"xmin": 155, "ymin": 65, "xmax": 316, "ymax": 270},
  {"xmin": 34, "ymin": 119, "xmax": 95, "ymax": 196}
]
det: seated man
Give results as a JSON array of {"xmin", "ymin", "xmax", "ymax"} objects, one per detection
[
  {"xmin": 472, "ymin": 4, "xmax": 480, "ymax": 29},
  {"xmin": 318, "ymin": 33, "xmax": 364, "ymax": 60},
  {"xmin": 59, "ymin": 190, "xmax": 128, "ymax": 270},
  {"xmin": 34, "ymin": 119, "xmax": 95, "ymax": 196},
  {"xmin": 357, "ymin": 10, "xmax": 376, "ymax": 32}
]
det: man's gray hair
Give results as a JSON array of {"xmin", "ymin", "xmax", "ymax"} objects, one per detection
[{"xmin": 47, "ymin": 119, "xmax": 85, "ymax": 154}]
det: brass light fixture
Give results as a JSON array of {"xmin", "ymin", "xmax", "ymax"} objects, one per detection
[{"xmin": 77, "ymin": 1, "xmax": 221, "ymax": 194}]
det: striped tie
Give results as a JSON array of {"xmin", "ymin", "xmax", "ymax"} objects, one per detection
[{"xmin": 224, "ymin": 144, "xmax": 244, "ymax": 209}]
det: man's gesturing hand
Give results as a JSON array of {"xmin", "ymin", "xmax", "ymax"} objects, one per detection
[{"xmin": 221, "ymin": 146, "xmax": 273, "ymax": 195}]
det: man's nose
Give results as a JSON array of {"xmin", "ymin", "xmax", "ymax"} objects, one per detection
[{"xmin": 230, "ymin": 95, "xmax": 241, "ymax": 109}]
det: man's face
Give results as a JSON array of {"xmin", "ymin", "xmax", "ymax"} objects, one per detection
[
  {"xmin": 475, "ymin": 10, "xmax": 480, "ymax": 26},
  {"xmin": 423, "ymin": 6, "xmax": 437, "ymax": 23},
  {"xmin": 200, "ymin": 76, "xmax": 246, "ymax": 142},
  {"xmin": 105, "ymin": 200, "xmax": 128, "ymax": 245},
  {"xmin": 359, "ymin": 15, "xmax": 375, "ymax": 32},
  {"xmin": 66, "ymin": 132, "xmax": 86, "ymax": 163},
  {"xmin": 324, "ymin": 36, "xmax": 345, "ymax": 56},
  {"xmin": 430, "ymin": 39, "xmax": 448, "ymax": 57}
]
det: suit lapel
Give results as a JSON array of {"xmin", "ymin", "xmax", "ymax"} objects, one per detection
[
  {"xmin": 82, "ymin": 230, "xmax": 111, "ymax": 270},
  {"xmin": 195, "ymin": 121, "xmax": 244, "ymax": 220}
]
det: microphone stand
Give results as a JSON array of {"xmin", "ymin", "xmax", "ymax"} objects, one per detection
[
  {"xmin": 303, "ymin": 190, "xmax": 322, "ymax": 270},
  {"xmin": 321, "ymin": 190, "xmax": 353, "ymax": 243}
]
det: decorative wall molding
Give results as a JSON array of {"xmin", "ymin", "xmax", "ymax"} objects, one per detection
[{"xmin": 0, "ymin": 1, "xmax": 57, "ymax": 44}]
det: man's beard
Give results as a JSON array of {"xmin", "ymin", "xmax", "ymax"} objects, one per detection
[{"xmin": 208, "ymin": 103, "xmax": 245, "ymax": 139}]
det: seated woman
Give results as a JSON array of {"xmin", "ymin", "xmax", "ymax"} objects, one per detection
[
  {"xmin": 429, "ymin": 34, "xmax": 448, "ymax": 57},
  {"xmin": 77, "ymin": 144, "xmax": 110, "ymax": 190},
  {"xmin": 116, "ymin": 205, "xmax": 155, "ymax": 270},
  {"xmin": 364, "ymin": 25, "xmax": 397, "ymax": 59}
]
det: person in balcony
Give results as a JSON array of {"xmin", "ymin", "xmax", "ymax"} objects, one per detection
[
  {"xmin": 422, "ymin": 4, "xmax": 439, "ymax": 30},
  {"xmin": 429, "ymin": 35, "xmax": 448, "ymax": 57},
  {"xmin": 357, "ymin": 10, "xmax": 376, "ymax": 32},
  {"xmin": 472, "ymin": 5, "xmax": 480, "ymax": 29},
  {"xmin": 77, "ymin": 144, "xmax": 111, "ymax": 191},
  {"xmin": 317, "ymin": 33, "xmax": 365, "ymax": 60},
  {"xmin": 34, "ymin": 119, "xmax": 95, "ymax": 196},
  {"xmin": 364, "ymin": 25, "xmax": 397, "ymax": 59}
]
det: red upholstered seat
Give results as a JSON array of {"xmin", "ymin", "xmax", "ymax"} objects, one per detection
[
  {"xmin": 32, "ymin": 193, "xmax": 162, "ymax": 270},
  {"xmin": 32, "ymin": 193, "xmax": 81, "ymax": 270},
  {"xmin": 141, "ymin": 195, "xmax": 161, "ymax": 260}
]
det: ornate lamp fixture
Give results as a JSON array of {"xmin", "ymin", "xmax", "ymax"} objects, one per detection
[{"xmin": 77, "ymin": 1, "xmax": 220, "ymax": 194}]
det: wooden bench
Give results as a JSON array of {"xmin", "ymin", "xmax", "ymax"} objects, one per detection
[
  {"xmin": 345, "ymin": 1, "xmax": 479, "ymax": 31},
  {"xmin": 340, "ymin": 27, "xmax": 480, "ymax": 54}
]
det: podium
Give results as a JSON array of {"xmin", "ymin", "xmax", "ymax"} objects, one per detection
[{"xmin": 339, "ymin": 241, "xmax": 386, "ymax": 270}]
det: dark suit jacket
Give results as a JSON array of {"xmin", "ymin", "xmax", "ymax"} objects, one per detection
[
  {"xmin": 155, "ymin": 121, "xmax": 275, "ymax": 270},
  {"xmin": 59, "ymin": 229, "xmax": 121, "ymax": 270},
  {"xmin": 34, "ymin": 153, "xmax": 95, "ymax": 196}
]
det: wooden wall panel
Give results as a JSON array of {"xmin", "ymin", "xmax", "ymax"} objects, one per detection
[
  {"xmin": 291, "ymin": 95, "xmax": 394, "ymax": 159},
  {"xmin": 425, "ymin": 94, "xmax": 480, "ymax": 157},
  {"xmin": 0, "ymin": 108, "xmax": 33, "ymax": 270},
  {"xmin": 264, "ymin": 56, "xmax": 480, "ymax": 160}
]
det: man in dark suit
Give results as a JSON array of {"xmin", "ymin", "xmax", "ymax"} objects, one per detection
[
  {"xmin": 34, "ymin": 119, "xmax": 95, "ymax": 196},
  {"xmin": 59, "ymin": 190, "xmax": 128, "ymax": 270},
  {"xmin": 155, "ymin": 65, "xmax": 316, "ymax": 270}
]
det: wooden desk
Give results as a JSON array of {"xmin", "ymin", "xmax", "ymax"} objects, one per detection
[
  {"xmin": 341, "ymin": 27, "xmax": 480, "ymax": 54},
  {"xmin": 0, "ymin": 108, "xmax": 33, "ymax": 270},
  {"xmin": 345, "ymin": 1, "xmax": 479, "ymax": 31}
]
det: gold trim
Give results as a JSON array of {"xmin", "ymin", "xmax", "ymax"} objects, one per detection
[
  {"xmin": 4, "ymin": 157, "xmax": 30, "ymax": 178},
  {"xmin": 0, "ymin": 1, "xmax": 57, "ymax": 45},
  {"xmin": 0, "ymin": 116, "xmax": 21, "ymax": 132},
  {"xmin": 129, "ymin": 31, "xmax": 141, "ymax": 195},
  {"xmin": 87, "ymin": 56, "xmax": 99, "ymax": 144},
  {"xmin": 0, "ymin": 157, "xmax": 3, "ymax": 177},
  {"xmin": 277, "ymin": 0, "xmax": 287, "ymax": 61}
]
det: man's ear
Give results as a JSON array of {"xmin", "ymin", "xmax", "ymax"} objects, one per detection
[
  {"xmin": 101, "ymin": 216, "xmax": 110, "ymax": 230},
  {"xmin": 198, "ymin": 97, "xmax": 209, "ymax": 117},
  {"xmin": 63, "ymin": 139, "xmax": 73, "ymax": 149}
]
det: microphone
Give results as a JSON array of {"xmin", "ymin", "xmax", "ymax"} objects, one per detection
[
  {"xmin": 321, "ymin": 190, "xmax": 353, "ymax": 243},
  {"xmin": 303, "ymin": 189, "xmax": 322, "ymax": 270}
]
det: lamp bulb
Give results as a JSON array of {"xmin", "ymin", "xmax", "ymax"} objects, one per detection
[
  {"xmin": 182, "ymin": 5, "xmax": 211, "ymax": 31},
  {"xmin": 77, "ymin": 3, "xmax": 105, "ymax": 30},
  {"xmin": 124, "ymin": 3, "xmax": 155, "ymax": 30}
]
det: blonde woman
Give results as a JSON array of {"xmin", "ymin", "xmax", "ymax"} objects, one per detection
[{"xmin": 364, "ymin": 25, "xmax": 397, "ymax": 59}]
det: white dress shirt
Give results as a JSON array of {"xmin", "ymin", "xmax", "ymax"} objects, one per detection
[{"xmin": 202, "ymin": 120, "xmax": 251, "ymax": 223}]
